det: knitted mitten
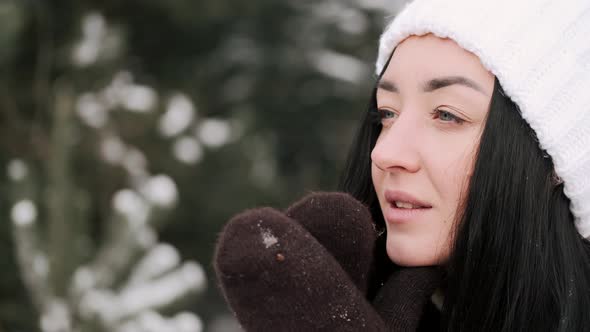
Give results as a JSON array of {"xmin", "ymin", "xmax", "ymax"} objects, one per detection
[
  {"xmin": 284, "ymin": 192, "xmax": 377, "ymax": 293},
  {"xmin": 214, "ymin": 192, "xmax": 442, "ymax": 331}
]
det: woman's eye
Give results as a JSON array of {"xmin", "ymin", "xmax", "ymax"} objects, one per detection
[
  {"xmin": 370, "ymin": 109, "xmax": 398, "ymax": 127},
  {"xmin": 434, "ymin": 109, "xmax": 464, "ymax": 124},
  {"xmin": 378, "ymin": 109, "xmax": 398, "ymax": 123}
]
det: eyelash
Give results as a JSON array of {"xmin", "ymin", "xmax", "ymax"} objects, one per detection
[
  {"xmin": 430, "ymin": 109, "xmax": 465, "ymax": 124},
  {"xmin": 372, "ymin": 108, "xmax": 465, "ymax": 126}
]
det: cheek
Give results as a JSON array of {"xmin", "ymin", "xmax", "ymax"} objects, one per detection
[{"xmin": 429, "ymin": 138, "xmax": 478, "ymax": 210}]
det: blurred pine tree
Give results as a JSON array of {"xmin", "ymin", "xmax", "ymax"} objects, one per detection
[{"xmin": 0, "ymin": 0, "xmax": 398, "ymax": 330}]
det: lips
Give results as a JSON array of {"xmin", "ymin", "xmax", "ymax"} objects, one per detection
[
  {"xmin": 384, "ymin": 190, "xmax": 432, "ymax": 209},
  {"xmin": 383, "ymin": 190, "xmax": 432, "ymax": 224}
]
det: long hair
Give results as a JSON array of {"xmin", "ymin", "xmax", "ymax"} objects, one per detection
[{"xmin": 340, "ymin": 65, "xmax": 590, "ymax": 330}]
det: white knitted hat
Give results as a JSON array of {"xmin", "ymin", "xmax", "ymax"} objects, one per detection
[{"xmin": 376, "ymin": 0, "xmax": 590, "ymax": 238}]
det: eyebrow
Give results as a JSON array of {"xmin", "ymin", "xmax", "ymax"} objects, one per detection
[{"xmin": 377, "ymin": 75, "xmax": 488, "ymax": 96}]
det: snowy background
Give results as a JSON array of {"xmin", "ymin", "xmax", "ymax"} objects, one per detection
[{"xmin": 0, "ymin": 0, "xmax": 403, "ymax": 331}]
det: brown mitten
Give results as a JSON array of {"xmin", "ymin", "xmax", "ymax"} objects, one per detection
[
  {"xmin": 284, "ymin": 192, "xmax": 377, "ymax": 293},
  {"xmin": 213, "ymin": 203, "xmax": 384, "ymax": 331},
  {"xmin": 214, "ymin": 192, "xmax": 443, "ymax": 331}
]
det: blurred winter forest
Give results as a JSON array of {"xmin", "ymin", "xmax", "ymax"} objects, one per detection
[{"xmin": 0, "ymin": 0, "xmax": 403, "ymax": 331}]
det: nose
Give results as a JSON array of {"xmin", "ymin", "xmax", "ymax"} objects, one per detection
[{"xmin": 370, "ymin": 117, "xmax": 421, "ymax": 173}]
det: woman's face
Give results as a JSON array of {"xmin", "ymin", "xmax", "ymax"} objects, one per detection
[{"xmin": 371, "ymin": 34, "xmax": 494, "ymax": 266}]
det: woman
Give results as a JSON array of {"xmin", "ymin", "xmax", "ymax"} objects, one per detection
[{"xmin": 215, "ymin": 0, "xmax": 590, "ymax": 330}]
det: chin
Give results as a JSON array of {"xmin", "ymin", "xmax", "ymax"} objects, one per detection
[{"xmin": 385, "ymin": 233, "xmax": 447, "ymax": 267}]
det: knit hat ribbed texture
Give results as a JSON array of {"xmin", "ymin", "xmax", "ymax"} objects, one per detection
[{"xmin": 376, "ymin": 0, "xmax": 590, "ymax": 238}]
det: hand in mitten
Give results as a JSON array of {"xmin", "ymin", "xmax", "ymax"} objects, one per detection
[{"xmin": 214, "ymin": 192, "xmax": 442, "ymax": 331}]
